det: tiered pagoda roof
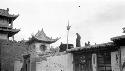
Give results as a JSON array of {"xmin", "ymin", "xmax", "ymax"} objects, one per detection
[
  {"xmin": 28, "ymin": 29, "xmax": 60, "ymax": 44},
  {"xmin": 0, "ymin": 8, "xmax": 20, "ymax": 37},
  {"xmin": 0, "ymin": 28, "xmax": 20, "ymax": 37},
  {"xmin": 0, "ymin": 8, "xmax": 19, "ymax": 20}
]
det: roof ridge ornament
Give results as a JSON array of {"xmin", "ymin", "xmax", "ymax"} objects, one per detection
[
  {"xmin": 0, "ymin": 8, "xmax": 19, "ymax": 20},
  {"xmin": 7, "ymin": 8, "xmax": 9, "ymax": 12}
]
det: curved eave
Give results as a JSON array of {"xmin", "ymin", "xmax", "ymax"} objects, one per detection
[
  {"xmin": 27, "ymin": 36, "xmax": 60, "ymax": 44},
  {"xmin": 111, "ymin": 35, "xmax": 125, "ymax": 41},
  {"xmin": 8, "ymin": 29, "xmax": 20, "ymax": 37},
  {"xmin": 9, "ymin": 15, "xmax": 19, "ymax": 21},
  {"xmin": 111, "ymin": 35, "xmax": 125, "ymax": 46},
  {"xmin": 0, "ymin": 28, "xmax": 20, "ymax": 37},
  {"xmin": 0, "ymin": 14, "xmax": 19, "ymax": 21}
]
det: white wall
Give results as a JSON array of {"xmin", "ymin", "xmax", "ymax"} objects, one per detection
[
  {"xmin": 36, "ymin": 53, "xmax": 73, "ymax": 71},
  {"xmin": 111, "ymin": 51, "xmax": 120, "ymax": 71},
  {"xmin": 92, "ymin": 54, "xmax": 97, "ymax": 71}
]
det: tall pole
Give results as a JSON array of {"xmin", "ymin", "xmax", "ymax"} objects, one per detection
[
  {"xmin": 67, "ymin": 29, "xmax": 69, "ymax": 49},
  {"xmin": 66, "ymin": 20, "xmax": 71, "ymax": 50}
]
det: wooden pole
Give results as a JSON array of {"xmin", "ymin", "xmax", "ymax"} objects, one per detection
[{"xmin": 66, "ymin": 20, "xmax": 71, "ymax": 50}]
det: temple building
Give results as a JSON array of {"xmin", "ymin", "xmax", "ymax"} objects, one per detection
[
  {"xmin": 0, "ymin": 8, "xmax": 20, "ymax": 40},
  {"xmin": 27, "ymin": 28, "xmax": 60, "ymax": 54}
]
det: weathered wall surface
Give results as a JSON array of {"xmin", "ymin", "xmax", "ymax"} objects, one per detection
[
  {"xmin": 111, "ymin": 51, "xmax": 120, "ymax": 71},
  {"xmin": 36, "ymin": 53, "xmax": 73, "ymax": 71}
]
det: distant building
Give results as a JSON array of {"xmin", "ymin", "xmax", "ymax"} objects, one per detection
[
  {"xmin": 27, "ymin": 28, "xmax": 60, "ymax": 54},
  {"xmin": 0, "ymin": 8, "xmax": 20, "ymax": 40},
  {"xmin": 25, "ymin": 29, "xmax": 60, "ymax": 71}
]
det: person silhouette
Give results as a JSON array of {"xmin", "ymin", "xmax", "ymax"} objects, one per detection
[{"xmin": 76, "ymin": 33, "xmax": 81, "ymax": 47}]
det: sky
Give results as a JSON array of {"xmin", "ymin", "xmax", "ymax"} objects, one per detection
[{"xmin": 0, "ymin": 0, "xmax": 125, "ymax": 47}]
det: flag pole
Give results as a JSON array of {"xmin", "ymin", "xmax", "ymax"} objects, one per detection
[{"xmin": 66, "ymin": 20, "xmax": 71, "ymax": 50}]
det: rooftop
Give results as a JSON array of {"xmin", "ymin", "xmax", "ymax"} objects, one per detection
[
  {"xmin": 67, "ymin": 35, "xmax": 125, "ymax": 53},
  {"xmin": 0, "ymin": 28, "xmax": 20, "ymax": 37},
  {"xmin": 27, "ymin": 29, "xmax": 60, "ymax": 44},
  {"xmin": 66, "ymin": 42, "xmax": 117, "ymax": 53},
  {"xmin": 0, "ymin": 8, "xmax": 19, "ymax": 20},
  {"xmin": 111, "ymin": 35, "xmax": 125, "ymax": 41}
]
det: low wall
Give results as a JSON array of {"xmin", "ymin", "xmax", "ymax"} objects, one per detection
[{"xmin": 36, "ymin": 53, "xmax": 73, "ymax": 71}]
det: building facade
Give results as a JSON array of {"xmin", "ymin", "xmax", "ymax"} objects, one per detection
[{"xmin": 67, "ymin": 35, "xmax": 125, "ymax": 71}]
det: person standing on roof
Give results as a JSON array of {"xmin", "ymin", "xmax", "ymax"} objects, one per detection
[{"xmin": 76, "ymin": 33, "xmax": 81, "ymax": 47}]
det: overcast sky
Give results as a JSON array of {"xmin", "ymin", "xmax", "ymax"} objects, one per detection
[{"xmin": 0, "ymin": 0, "xmax": 125, "ymax": 47}]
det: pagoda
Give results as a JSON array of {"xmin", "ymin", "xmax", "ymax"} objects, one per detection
[
  {"xmin": 27, "ymin": 28, "xmax": 60, "ymax": 54},
  {"xmin": 0, "ymin": 8, "xmax": 20, "ymax": 40}
]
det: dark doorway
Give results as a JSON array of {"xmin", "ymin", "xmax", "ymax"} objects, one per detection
[
  {"xmin": 73, "ymin": 53, "xmax": 92, "ymax": 71},
  {"xmin": 97, "ymin": 52, "xmax": 112, "ymax": 71}
]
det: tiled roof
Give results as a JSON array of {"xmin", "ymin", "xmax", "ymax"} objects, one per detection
[
  {"xmin": 66, "ymin": 42, "xmax": 117, "ymax": 52},
  {"xmin": 0, "ymin": 8, "xmax": 19, "ymax": 20},
  {"xmin": 31, "ymin": 29, "xmax": 60, "ymax": 44},
  {"xmin": 0, "ymin": 28, "xmax": 20, "ymax": 37},
  {"xmin": 0, "ymin": 24, "xmax": 12, "ymax": 29},
  {"xmin": 111, "ymin": 35, "xmax": 125, "ymax": 41}
]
